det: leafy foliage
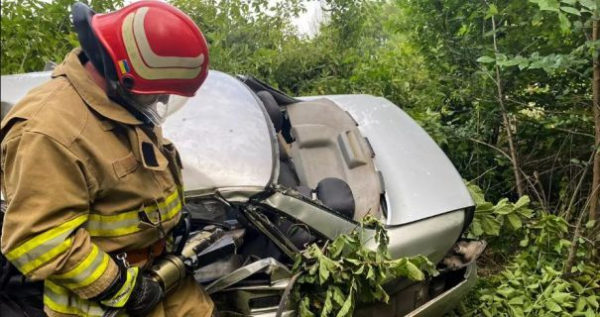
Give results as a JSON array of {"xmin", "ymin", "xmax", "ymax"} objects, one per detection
[
  {"xmin": 291, "ymin": 215, "xmax": 437, "ymax": 317},
  {"xmin": 462, "ymin": 183, "xmax": 600, "ymax": 317},
  {"xmin": 1, "ymin": 0, "xmax": 124, "ymax": 74},
  {"xmin": 473, "ymin": 211, "xmax": 600, "ymax": 317},
  {"xmin": 467, "ymin": 183, "xmax": 535, "ymax": 237}
]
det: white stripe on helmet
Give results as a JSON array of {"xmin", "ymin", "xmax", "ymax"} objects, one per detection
[
  {"xmin": 121, "ymin": 8, "xmax": 203, "ymax": 80},
  {"xmin": 133, "ymin": 7, "xmax": 204, "ymax": 68}
]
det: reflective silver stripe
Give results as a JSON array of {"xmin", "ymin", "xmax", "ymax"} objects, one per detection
[
  {"xmin": 44, "ymin": 281, "xmax": 105, "ymax": 316},
  {"xmin": 86, "ymin": 215, "xmax": 139, "ymax": 232},
  {"xmin": 85, "ymin": 191, "xmax": 182, "ymax": 237},
  {"xmin": 6, "ymin": 215, "xmax": 87, "ymax": 275},
  {"xmin": 155, "ymin": 194, "xmax": 182, "ymax": 220},
  {"xmin": 51, "ymin": 245, "xmax": 108, "ymax": 289},
  {"xmin": 11, "ymin": 229, "xmax": 73, "ymax": 271}
]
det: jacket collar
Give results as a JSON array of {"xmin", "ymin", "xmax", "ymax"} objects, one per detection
[{"xmin": 52, "ymin": 48, "xmax": 143, "ymax": 126}]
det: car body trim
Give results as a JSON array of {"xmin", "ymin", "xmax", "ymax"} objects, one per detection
[
  {"xmin": 261, "ymin": 191, "xmax": 358, "ymax": 240},
  {"xmin": 406, "ymin": 264, "xmax": 477, "ymax": 317}
]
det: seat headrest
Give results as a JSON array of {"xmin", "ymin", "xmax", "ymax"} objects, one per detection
[
  {"xmin": 257, "ymin": 91, "xmax": 283, "ymax": 132},
  {"xmin": 315, "ymin": 178, "xmax": 355, "ymax": 220}
]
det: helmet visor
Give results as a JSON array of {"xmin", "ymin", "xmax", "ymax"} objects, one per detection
[
  {"xmin": 116, "ymin": 86, "xmax": 185, "ymax": 126},
  {"xmin": 161, "ymin": 95, "xmax": 189, "ymax": 118}
]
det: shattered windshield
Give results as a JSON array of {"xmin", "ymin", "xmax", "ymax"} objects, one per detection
[{"xmin": 162, "ymin": 71, "xmax": 278, "ymax": 194}]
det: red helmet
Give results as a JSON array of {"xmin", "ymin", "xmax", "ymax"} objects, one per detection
[{"xmin": 73, "ymin": 1, "xmax": 209, "ymax": 97}]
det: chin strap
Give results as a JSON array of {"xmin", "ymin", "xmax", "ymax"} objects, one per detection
[{"xmin": 105, "ymin": 79, "xmax": 154, "ymax": 126}]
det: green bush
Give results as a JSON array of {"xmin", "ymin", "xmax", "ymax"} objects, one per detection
[{"xmin": 464, "ymin": 184, "xmax": 599, "ymax": 317}]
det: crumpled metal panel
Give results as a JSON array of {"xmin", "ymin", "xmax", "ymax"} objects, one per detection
[
  {"xmin": 261, "ymin": 191, "xmax": 357, "ymax": 240},
  {"xmin": 302, "ymin": 95, "xmax": 474, "ymax": 225},
  {"xmin": 205, "ymin": 257, "xmax": 291, "ymax": 294}
]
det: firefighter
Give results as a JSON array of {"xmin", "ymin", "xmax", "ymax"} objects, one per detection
[{"xmin": 0, "ymin": 1, "xmax": 214, "ymax": 316}]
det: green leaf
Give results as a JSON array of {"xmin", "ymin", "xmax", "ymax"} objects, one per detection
[
  {"xmin": 293, "ymin": 215, "xmax": 435, "ymax": 316},
  {"xmin": 497, "ymin": 287, "xmax": 516, "ymax": 298},
  {"xmin": 329, "ymin": 237, "xmax": 347, "ymax": 258},
  {"xmin": 299, "ymin": 297, "xmax": 315, "ymax": 317},
  {"xmin": 536, "ymin": 0, "xmax": 561, "ymax": 11},
  {"xmin": 353, "ymin": 264, "xmax": 365, "ymax": 275},
  {"xmin": 344, "ymin": 258, "xmax": 361, "ymax": 265},
  {"xmin": 366, "ymin": 265, "xmax": 375, "ymax": 281},
  {"xmin": 558, "ymin": 13, "xmax": 572, "ymax": 33},
  {"xmin": 477, "ymin": 202, "xmax": 495, "ymax": 213},
  {"xmin": 319, "ymin": 260, "xmax": 330, "ymax": 284},
  {"xmin": 497, "ymin": 58, "xmax": 521, "ymax": 67},
  {"xmin": 560, "ymin": 6, "xmax": 581, "ymax": 15},
  {"xmin": 543, "ymin": 284, "xmax": 556, "ymax": 298},
  {"xmin": 585, "ymin": 308, "xmax": 597, "ymax": 317},
  {"xmin": 571, "ymin": 281, "xmax": 585, "ymax": 295},
  {"xmin": 545, "ymin": 299, "xmax": 563, "ymax": 312},
  {"xmin": 585, "ymin": 220, "xmax": 596, "ymax": 229},
  {"xmin": 551, "ymin": 292, "xmax": 572, "ymax": 304},
  {"xmin": 477, "ymin": 56, "xmax": 496, "ymax": 63},
  {"xmin": 471, "ymin": 219, "xmax": 484, "ymax": 237},
  {"xmin": 467, "ymin": 183, "xmax": 486, "ymax": 204},
  {"xmin": 507, "ymin": 213, "xmax": 523, "ymax": 230},
  {"xmin": 510, "ymin": 306, "xmax": 525, "ymax": 317},
  {"xmin": 518, "ymin": 207, "xmax": 535, "ymax": 218},
  {"xmin": 406, "ymin": 261, "xmax": 425, "ymax": 281},
  {"xmin": 585, "ymin": 296, "xmax": 599, "ymax": 309},
  {"xmin": 520, "ymin": 235, "xmax": 530, "ymax": 247},
  {"xmin": 495, "ymin": 200, "xmax": 514, "ymax": 215},
  {"xmin": 514, "ymin": 196, "xmax": 531, "ymax": 209},
  {"xmin": 331, "ymin": 286, "xmax": 345, "ymax": 306},
  {"xmin": 486, "ymin": 4, "xmax": 499, "ymax": 18},
  {"xmin": 509, "ymin": 296, "xmax": 525, "ymax": 305},
  {"xmin": 576, "ymin": 297, "xmax": 587, "ymax": 312},
  {"xmin": 321, "ymin": 290, "xmax": 333, "ymax": 317},
  {"xmin": 481, "ymin": 215, "xmax": 502, "ymax": 236},
  {"xmin": 336, "ymin": 291, "xmax": 353, "ymax": 317},
  {"xmin": 578, "ymin": 0, "xmax": 597, "ymax": 10}
]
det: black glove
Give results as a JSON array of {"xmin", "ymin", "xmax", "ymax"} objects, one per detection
[
  {"xmin": 93, "ymin": 265, "xmax": 163, "ymax": 316},
  {"xmin": 124, "ymin": 273, "xmax": 163, "ymax": 316}
]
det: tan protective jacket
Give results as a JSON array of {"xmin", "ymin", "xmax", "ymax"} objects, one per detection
[{"xmin": 0, "ymin": 48, "xmax": 212, "ymax": 316}]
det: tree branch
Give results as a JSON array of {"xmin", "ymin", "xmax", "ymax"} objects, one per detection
[{"xmin": 490, "ymin": 10, "xmax": 525, "ymax": 197}]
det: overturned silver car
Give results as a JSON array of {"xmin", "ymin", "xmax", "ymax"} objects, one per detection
[{"xmin": 1, "ymin": 70, "xmax": 480, "ymax": 316}]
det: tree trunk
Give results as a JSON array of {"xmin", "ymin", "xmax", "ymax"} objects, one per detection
[
  {"xmin": 590, "ymin": 14, "xmax": 600, "ymax": 221},
  {"xmin": 491, "ymin": 15, "xmax": 525, "ymax": 197}
]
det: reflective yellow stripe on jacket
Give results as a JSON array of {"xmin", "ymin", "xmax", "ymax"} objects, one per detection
[
  {"xmin": 85, "ymin": 190, "xmax": 182, "ymax": 237},
  {"xmin": 50, "ymin": 244, "xmax": 111, "ymax": 290},
  {"xmin": 44, "ymin": 281, "xmax": 106, "ymax": 317},
  {"xmin": 5, "ymin": 215, "xmax": 87, "ymax": 275}
]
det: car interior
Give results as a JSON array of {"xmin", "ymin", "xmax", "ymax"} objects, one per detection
[{"xmin": 248, "ymin": 78, "xmax": 383, "ymax": 222}]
